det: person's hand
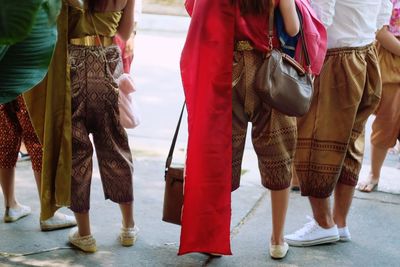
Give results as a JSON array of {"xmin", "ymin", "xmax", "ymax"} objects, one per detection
[{"xmin": 124, "ymin": 33, "xmax": 135, "ymax": 58}]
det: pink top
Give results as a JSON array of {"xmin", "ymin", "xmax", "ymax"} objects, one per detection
[
  {"xmin": 389, "ymin": 0, "xmax": 400, "ymax": 36},
  {"xmin": 234, "ymin": 2, "xmax": 280, "ymax": 52}
]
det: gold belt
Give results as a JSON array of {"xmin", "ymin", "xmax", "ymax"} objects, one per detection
[
  {"xmin": 235, "ymin": 40, "xmax": 254, "ymax": 51},
  {"xmin": 69, "ymin": 35, "xmax": 114, "ymax": 47}
]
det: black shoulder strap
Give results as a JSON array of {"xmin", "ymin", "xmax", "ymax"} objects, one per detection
[{"xmin": 164, "ymin": 102, "xmax": 186, "ymax": 178}]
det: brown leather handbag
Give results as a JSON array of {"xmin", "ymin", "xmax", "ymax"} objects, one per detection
[
  {"xmin": 255, "ymin": 2, "xmax": 313, "ymax": 117},
  {"xmin": 162, "ymin": 104, "xmax": 185, "ymax": 225}
]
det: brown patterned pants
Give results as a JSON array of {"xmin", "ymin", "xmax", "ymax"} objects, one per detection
[
  {"xmin": 0, "ymin": 95, "xmax": 42, "ymax": 172},
  {"xmin": 371, "ymin": 42, "xmax": 400, "ymax": 149},
  {"xmin": 295, "ymin": 44, "xmax": 382, "ymax": 198},
  {"xmin": 69, "ymin": 45, "xmax": 133, "ymax": 213},
  {"xmin": 232, "ymin": 50, "xmax": 297, "ymax": 191}
]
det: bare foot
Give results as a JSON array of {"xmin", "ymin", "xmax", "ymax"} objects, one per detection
[{"xmin": 356, "ymin": 173, "xmax": 379, "ymax": 193}]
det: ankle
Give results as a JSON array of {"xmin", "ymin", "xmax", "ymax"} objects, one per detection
[
  {"xmin": 368, "ymin": 172, "xmax": 380, "ymax": 181},
  {"xmin": 6, "ymin": 200, "xmax": 19, "ymax": 209},
  {"xmin": 333, "ymin": 217, "xmax": 346, "ymax": 228},
  {"xmin": 314, "ymin": 216, "xmax": 335, "ymax": 229},
  {"xmin": 123, "ymin": 220, "xmax": 135, "ymax": 228},
  {"xmin": 78, "ymin": 228, "xmax": 91, "ymax": 237},
  {"xmin": 270, "ymin": 236, "xmax": 284, "ymax": 245}
]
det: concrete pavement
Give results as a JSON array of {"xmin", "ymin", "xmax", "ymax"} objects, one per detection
[
  {"xmin": 0, "ymin": 14, "xmax": 399, "ymax": 267},
  {"xmin": 1, "ymin": 158, "xmax": 399, "ymax": 266}
]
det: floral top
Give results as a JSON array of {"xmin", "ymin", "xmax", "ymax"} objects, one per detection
[{"xmin": 390, "ymin": 0, "xmax": 400, "ymax": 36}]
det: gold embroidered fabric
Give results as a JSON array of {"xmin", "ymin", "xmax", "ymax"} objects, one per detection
[
  {"xmin": 295, "ymin": 44, "xmax": 381, "ymax": 198},
  {"xmin": 232, "ymin": 50, "xmax": 297, "ymax": 191}
]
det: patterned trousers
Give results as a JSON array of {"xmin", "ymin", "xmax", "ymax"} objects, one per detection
[
  {"xmin": 371, "ymin": 42, "xmax": 400, "ymax": 149},
  {"xmin": 232, "ymin": 50, "xmax": 297, "ymax": 191},
  {"xmin": 69, "ymin": 44, "xmax": 134, "ymax": 212},
  {"xmin": 295, "ymin": 44, "xmax": 381, "ymax": 198},
  {"xmin": 0, "ymin": 95, "xmax": 42, "ymax": 172}
]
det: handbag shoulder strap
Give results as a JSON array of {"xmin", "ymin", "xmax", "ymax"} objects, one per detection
[
  {"xmin": 165, "ymin": 103, "xmax": 186, "ymax": 177},
  {"xmin": 268, "ymin": 0, "xmax": 311, "ymax": 70},
  {"xmin": 296, "ymin": 7, "xmax": 311, "ymax": 70}
]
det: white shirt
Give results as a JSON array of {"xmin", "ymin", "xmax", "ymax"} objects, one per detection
[
  {"xmin": 134, "ymin": 0, "xmax": 143, "ymax": 23},
  {"xmin": 311, "ymin": 0, "xmax": 393, "ymax": 49}
]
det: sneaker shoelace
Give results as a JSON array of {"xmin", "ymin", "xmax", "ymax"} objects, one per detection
[{"xmin": 294, "ymin": 216, "xmax": 319, "ymax": 237}]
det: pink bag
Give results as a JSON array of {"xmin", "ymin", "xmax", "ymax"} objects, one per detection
[
  {"xmin": 294, "ymin": 0, "xmax": 328, "ymax": 75},
  {"xmin": 117, "ymin": 73, "xmax": 141, "ymax": 129}
]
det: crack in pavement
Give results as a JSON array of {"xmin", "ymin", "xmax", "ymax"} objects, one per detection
[{"xmin": 204, "ymin": 191, "xmax": 268, "ymax": 266}]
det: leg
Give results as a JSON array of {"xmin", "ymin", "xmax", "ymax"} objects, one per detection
[
  {"xmin": 70, "ymin": 115, "xmax": 94, "ymax": 232},
  {"xmin": 14, "ymin": 97, "xmax": 76, "ymax": 230},
  {"xmin": 309, "ymin": 196, "xmax": 335, "ymax": 228},
  {"xmin": 369, "ymin": 144, "xmax": 387, "ymax": 182},
  {"xmin": 239, "ymin": 49, "xmax": 296, "ymax": 254},
  {"xmin": 17, "ymin": 96, "xmax": 43, "ymax": 198},
  {"xmin": 335, "ymin": 45, "xmax": 382, "ymax": 237},
  {"xmin": 333, "ymin": 183, "xmax": 355, "ymax": 228},
  {"xmin": 358, "ymin": 83, "xmax": 400, "ymax": 191},
  {"xmin": 0, "ymin": 168, "xmax": 18, "ymax": 209},
  {"xmin": 231, "ymin": 51, "xmax": 248, "ymax": 191},
  {"xmin": 357, "ymin": 144, "xmax": 387, "ymax": 192},
  {"xmin": 251, "ymin": 109, "xmax": 295, "ymax": 248},
  {"xmin": 68, "ymin": 211, "xmax": 96, "ymax": 253},
  {"xmin": 1, "ymin": 168, "xmax": 31, "ymax": 222},
  {"xmin": 93, "ymin": 124, "xmax": 133, "ymax": 210},
  {"xmin": 291, "ymin": 165, "xmax": 300, "ymax": 191},
  {"xmin": 93, "ymin": 112, "xmax": 136, "ymax": 246},
  {"xmin": 74, "ymin": 212, "xmax": 91, "ymax": 236},
  {"xmin": 255, "ymin": 106, "xmax": 296, "ymax": 243},
  {"xmin": 33, "ymin": 171, "xmax": 41, "ymax": 198},
  {"xmin": 0, "ymin": 98, "xmax": 31, "ymax": 222},
  {"xmin": 68, "ymin": 108, "xmax": 96, "ymax": 251},
  {"xmin": 269, "ymin": 188, "xmax": 290, "ymax": 259},
  {"xmin": 118, "ymin": 201, "xmax": 138, "ymax": 246},
  {"xmin": 285, "ymin": 47, "xmax": 375, "ymax": 246},
  {"xmin": 333, "ymin": 183, "xmax": 355, "ymax": 242},
  {"xmin": 70, "ymin": 130, "xmax": 93, "ymax": 219},
  {"xmin": 270, "ymin": 188, "xmax": 290, "ymax": 245},
  {"xmin": 284, "ymin": 195, "xmax": 339, "ymax": 246},
  {"xmin": 0, "ymin": 100, "xmax": 21, "ymax": 208},
  {"xmin": 67, "ymin": 47, "xmax": 97, "ymax": 253},
  {"xmin": 91, "ymin": 47, "xmax": 136, "ymax": 246},
  {"xmin": 20, "ymin": 142, "xmax": 27, "ymax": 154},
  {"xmin": 119, "ymin": 202, "xmax": 134, "ymax": 228}
]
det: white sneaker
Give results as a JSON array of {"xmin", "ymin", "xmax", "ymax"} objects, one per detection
[
  {"xmin": 285, "ymin": 217, "xmax": 339, "ymax": 247},
  {"xmin": 40, "ymin": 212, "xmax": 77, "ymax": 231},
  {"xmin": 338, "ymin": 226, "xmax": 351, "ymax": 242},
  {"xmin": 269, "ymin": 242, "xmax": 289, "ymax": 259},
  {"xmin": 4, "ymin": 204, "xmax": 31, "ymax": 222},
  {"xmin": 119, "ymin": 225, "xmax": 139, "ymax": 246}
]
